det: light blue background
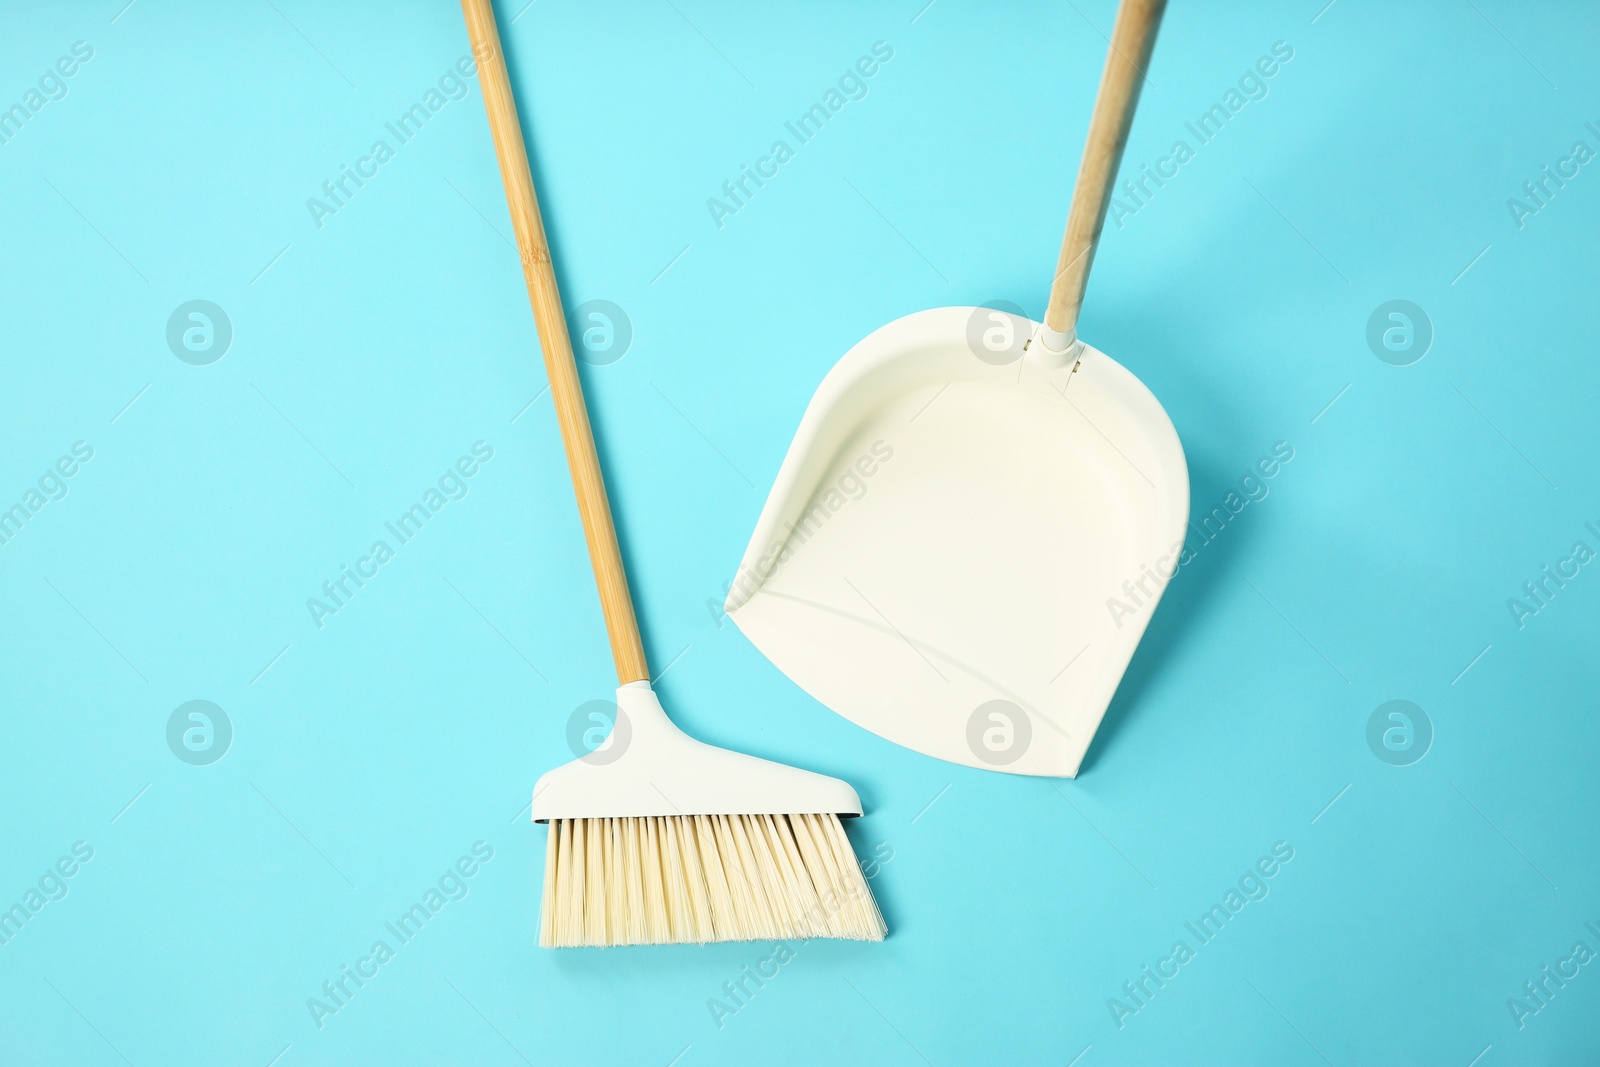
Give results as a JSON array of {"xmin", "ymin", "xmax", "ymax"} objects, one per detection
[{"xmin": 2, "ymin": 1, "xmax": 1597, "ymax": 1064}]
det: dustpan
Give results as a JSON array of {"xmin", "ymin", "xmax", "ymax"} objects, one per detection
[{"xmin": 726, "ymin": 0, "xmax": 1187, "ymax": 777}]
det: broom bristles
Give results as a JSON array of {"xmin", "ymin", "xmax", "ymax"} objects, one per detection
[{"xmin": 539, "ymin": 813, "xmax": 886, "ymax": 947}]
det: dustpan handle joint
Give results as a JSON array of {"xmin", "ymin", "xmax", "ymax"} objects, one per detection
[{"xmin": 1044, "ymin": 0, "xmax": 1166, "ymax": 343}]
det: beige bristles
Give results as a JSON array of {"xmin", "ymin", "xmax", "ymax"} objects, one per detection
[{"xmin": 539, "ymin": 813, "xmax": 887, "ymax": 947}]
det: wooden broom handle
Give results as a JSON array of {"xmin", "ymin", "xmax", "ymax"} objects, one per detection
[
  {"xmin": 461, "ymin": 0, "xmax": 650, "ymax": 684},
  {"xmin": 1044, "ymin": 0, "xmax": 1166, "ymax": 343}
]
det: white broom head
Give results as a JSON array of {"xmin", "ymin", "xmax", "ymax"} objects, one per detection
[{"xmin": 532, "ymin": 683, "xmax": 887, "ymax": 947}]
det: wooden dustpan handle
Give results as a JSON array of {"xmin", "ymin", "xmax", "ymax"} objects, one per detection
[
  {"xmin": 461, "ymin": 0, "xmax": 650, "ymax": 685},
  {"xmin": 1044, "ymin": 0, "xmax": 1166, "ymax": 349}
]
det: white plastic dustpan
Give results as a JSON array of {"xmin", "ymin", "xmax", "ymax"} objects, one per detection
[{"xmin": 726, "ymin": 0, "xmax": 1186, "ymax": 777}]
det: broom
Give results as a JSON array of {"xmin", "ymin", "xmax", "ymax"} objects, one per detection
[{"xmin": 460, "ymin": 0, "xmax": 887, "ymax": 947}]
